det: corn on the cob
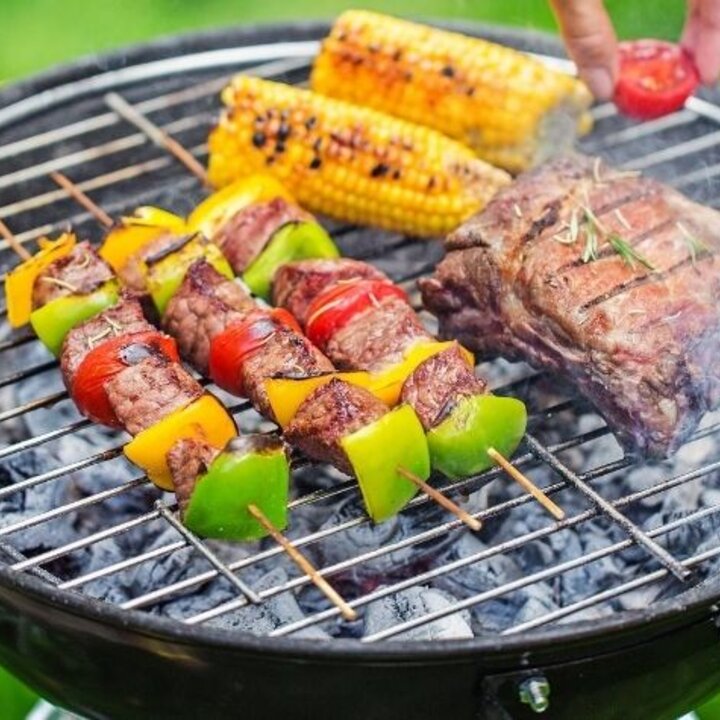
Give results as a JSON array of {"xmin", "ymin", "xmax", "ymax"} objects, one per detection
[
  {"xmin": 311, "ymin": 10, "xmax": 593, "ymax": 173},
  {"xmin": 207, "ymin": 76, "xmax": 510, "ymax": 238}
]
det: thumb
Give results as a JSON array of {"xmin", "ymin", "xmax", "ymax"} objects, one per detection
[{"xmin": 550, "ymin": 0, "xmax": 619, "ymax": 100}]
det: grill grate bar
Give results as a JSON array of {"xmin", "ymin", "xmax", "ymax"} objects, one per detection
[
  {"xmin": 9, "ymin": 477, "xmax": 151, "ymax": 570},
  {"xmin": 525, "ymin": 433, "xmax": 690, "ymax": 581},
  {"xmin": 0, "ymin": 333, "xmax": 35, "ymax": 353},
  {"xmin": 0, "ymin": 417, "xmax": 91, "ymax": 461},
  {"xmin": 0, "ymin": 445, "xmax": 122, "ymax": 503},
  {"xmin": 272, "ymin": 453, "xmax": 720, "ymax": 637},
  {"xmin": 35, "ymin": 408, "xmax": 599, "ymax": 606},
  {"xmin": 0, "ymin": 463, "xmax": 139, "ymax": 539},
  {"xmin": 624, "ymin": 129, "xmax": 720, "ymax": 172},
  {"xmin": 155, "ymin": 502, "xmax": 262, "ymax": 604},
  {"xmin": 0, "ymin": 390, "xmax": 67, "ymax": 423},
  {"xmin": 0, "ymin": 360, "xmax": 57, "ymax": 390},
  {"xmin": 360, "ymin": 498, "xmax": 716, "ymax": 643}
]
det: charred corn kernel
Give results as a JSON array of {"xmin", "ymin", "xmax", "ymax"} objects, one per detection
[
  {"xmin": 311, "ymin": 10, "xmax": 594, "ymax": 173},
  {"xmin": 5, "ymin": 233, "xmax": 76, "ymax": 328},
  {"xmin": 208, "ymin": 76, "xmax": 510, "ymax": 238}
]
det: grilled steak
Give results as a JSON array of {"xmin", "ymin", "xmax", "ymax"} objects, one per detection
[
  {"xmin": 168, "ymin": 438, "xmax": 219, "ymax": 513},
  {"xmin": 32, "ymin": 241, "xmax": 113, "ymax": 309},
  {"xmin": 273, "ymin": 258, "xmax": 486, "ymax": 429},
  {"xmin": 163, "ymin": 260, "xmax": 255, "ymax": 373},
  {"xmin": 274, "ymin": 257, "xmax": 383, "ymax": 321},
  {"xmin": 420, "ymin": 154, "xmax": 720, "ymax": 456},
  {"xmin": 214, "ymin": 198, "xmax": 312, "ymax": 274},
  {"xmin": 60, "ymin": 293, "xmax": 152, "ymax": 387},
  {"xmin": 105, "ymin": 353, "xmax": 203, "ymax": 435},
  {"xmin": 285, "ymin": 378, "xmax": 386, "ymax": 474}
]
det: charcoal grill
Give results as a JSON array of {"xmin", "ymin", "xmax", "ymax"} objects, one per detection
[{"xmin": 1, "ymin": 20, "xmax": 720, "ymax": 720}]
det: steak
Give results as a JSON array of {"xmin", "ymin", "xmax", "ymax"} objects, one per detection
[
  {"xmin": 420, "ymin": 154, "xmax": 720, "ymax": 456},
  {"xmin": 117, "ymin": 231, "xmax": 179, "ymax": 292},
  {"xmin": 214, "ymin": 197, "xmax": 312, "ymax": 275},
  {"xmin": 168, "ymin": 437, "xmax": 219, "ymax": 513},
  {"xmin": 285, "ymin": 378, "xmax": 386, "ymax": 474},
  {"xmin": 163, "ymin": 260, "xmax": 255, "ymax": 373},
  {"xmin": 32, "ymin": 241, "xmax": 113, "ymax": 309},
  {"xmin": 60, "ymin": 293, "xmax": 152, "ymax": 387},
  {"xmin": 105, "ymin": 353, "xmax": 203, "ymax": 436}
]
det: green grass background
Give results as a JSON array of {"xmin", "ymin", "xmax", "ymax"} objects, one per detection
[{"xmin": 0, "ymin": 1, "xmax": 718, "ymax": 718}]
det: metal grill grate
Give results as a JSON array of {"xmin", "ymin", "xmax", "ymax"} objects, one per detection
[{"xmin": 2, "ymin": 33, "xmax": 720, "ymax": 643}]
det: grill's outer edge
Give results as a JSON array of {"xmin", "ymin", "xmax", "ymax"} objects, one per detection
[{"xmin": 0, "ymin": 18, "xmax": 719, "ymax": 665}]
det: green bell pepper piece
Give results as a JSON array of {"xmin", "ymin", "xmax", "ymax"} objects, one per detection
[
  {"xmin": 183, "ymin": 435, "xmax": 289, "ymax": 541},
  {"xmin": 427, "ymin": 394, "xmax": 527, "ymax": 478},
  {"xmin": 148, "ymin": 235, "xmax": 233, "ymax": 315},
  {"xmin": 29, "ymin": 280, "xmax": 119, "ymax": 356},
  {"xmin": 341, "ymin": 404, "xmax": 430, "ymax": 523},
  {"xmin": 242, "ymin": 221, "xmax": 339, "ymax": 300}
]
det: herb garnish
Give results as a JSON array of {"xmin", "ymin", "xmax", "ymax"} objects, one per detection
[
  {"xmin": 607, "ymin": 233, "xmax": 655, "ymax": 271},
  {"xmin": 677, "ymin": 222, "xmax": 708, "ymax": 269}
]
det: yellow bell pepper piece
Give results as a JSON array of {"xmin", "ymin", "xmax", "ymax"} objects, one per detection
[
  {"xmin": 99, "ymin": 207, "xmax": 185, "ymax": 274},
  {"xmin": 187, "ymin": 174, "xmax": 295, "ymax": 239},
  {"xmin": 265, "ymin": 372, "xmax": 370, "ymax": 428},
  {"xmin": 264, "ymin": 341, "xmax": 474, "ymax": 427},
  {"xmin": 5, "ymin": 233, "xmax": 77, "ymax": 328},
  {"xmin": 366, "ymin": 341, "xmax": 475, "ymax": 406},
  {"xmin": 124, "ymin": 394, "xmax": 237, "ymax": 490}
]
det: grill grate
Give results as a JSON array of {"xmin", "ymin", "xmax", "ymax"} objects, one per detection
[{"xmin": 2, "ymin": 33, "xmax": 720, "ymax": 643}]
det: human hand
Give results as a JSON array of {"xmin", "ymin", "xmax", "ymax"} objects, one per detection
[{"xmin": 550, "ymin": 0, "xmax": 720, "ymax": 100}]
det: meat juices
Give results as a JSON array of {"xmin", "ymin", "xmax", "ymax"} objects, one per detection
[{"xmin": 420, "ymin": 154, "xmax": 720, "ymax": 457}]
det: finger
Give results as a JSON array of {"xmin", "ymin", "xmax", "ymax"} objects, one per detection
[
  {"xmin": 550, "ymin": 0, "xmax": 619, "ymax": 100},
  {"xmin": 682, "ymin": 0, "xmax": 720, "ymax": 84}
]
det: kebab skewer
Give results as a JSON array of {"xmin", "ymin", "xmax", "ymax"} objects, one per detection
[
  {"xmin": 1, "ymin": 223, "xmax": 358, "ymax": 620},
  {"xmin": 42, "ymin": 174, "xmax": 478, "ymax": 531}
]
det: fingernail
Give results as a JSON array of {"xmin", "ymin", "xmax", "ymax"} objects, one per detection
[{"xmin": 581, "ymin": 67, "xmax": 614, "ymax": 101}]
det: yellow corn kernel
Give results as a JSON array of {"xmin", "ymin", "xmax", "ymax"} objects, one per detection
[
  {"xmin": 207, "ymin": 76, "xmax": 510, "ymax": 238},
  {"xmin": 311, "ymin": 10, "xmax": 594, "ymax": 173}
]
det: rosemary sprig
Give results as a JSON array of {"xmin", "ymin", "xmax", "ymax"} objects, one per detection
[
  {"xmin": 677, "ymin": 222, "xmax": 708, "ymax": 269},
  {"xmin": 582, "ymin": 218, "xmax": 598, "ymax": 262},
  {"xmin": 607, "ymin": 233, "xmax": 655, "ymax": 271}
]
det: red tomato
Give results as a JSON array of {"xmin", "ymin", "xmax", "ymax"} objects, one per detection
[
  {"xmin": 208, "ymin": 308, "xmax": 301, "ymax": 395},
  {"xmin": 305, "ymin": 279, "xmax": 408, "ymax": 348},
  {"xmin": 614, "ymin": 40, "xmax": 699, "ymax": 119},
  {"xmin": 72, "ymin": 331, "xmax": 179, "ymax": 427}
]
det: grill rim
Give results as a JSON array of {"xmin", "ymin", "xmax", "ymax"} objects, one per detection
[{"xmin": 1, "ymin": 18, "xmax": 720, "ymax": 660}]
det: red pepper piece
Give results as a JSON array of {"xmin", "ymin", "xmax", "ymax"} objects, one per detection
[
  {"xmin": 72, "ymin": 331, "xmax": 179, "ymax": 427},
  {"xmin": 305, "ymin": 279, "xmax": 408, "ymax": 348},
  {"xmin": 208, "ymin": 308, "xmax": 301, "ymax": 396},
  {"xmin": 614, "ymin": 40, "xmax": 699, "ymax": 120}
]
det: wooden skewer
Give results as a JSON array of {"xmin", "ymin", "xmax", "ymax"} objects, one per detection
[
  {"xmin": 0, "ymin": 219, "xmax": 31, "ymax": 260},
  {"xmin": 104, "ymin": 91, "xmax": 209, "ymax": 186},
  {"xmin": 50, "ymin": 172, "xmax": 114, "ymax": 229},
  {"xmin": 397, "ymin": 466, "xmax": 481, "ymax": 531},
  {"xmin": 248, "ymin": 504, "xmax": 357, "ymax": 622},
  {"xmin": 487, "ymin": 447, "xmax": 565, "ymax": 520}
]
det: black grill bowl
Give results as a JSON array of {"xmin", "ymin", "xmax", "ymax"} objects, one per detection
[{"xmin": 2, "ymin": 21, "xmax": 720, "ymax": 720}]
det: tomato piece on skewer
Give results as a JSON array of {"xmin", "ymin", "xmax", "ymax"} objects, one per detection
[
  {"xmin": 72, "ymin": 331, "xmax": 179, "ymax": 427},
  {"xmin": 614, "ymin": 40, "xmax": 699, "ymax": 120}
]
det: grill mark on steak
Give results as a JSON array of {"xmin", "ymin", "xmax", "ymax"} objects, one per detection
[{"xmin": 581, "ymin": 252, "xmax": 716, "ymax": 311}]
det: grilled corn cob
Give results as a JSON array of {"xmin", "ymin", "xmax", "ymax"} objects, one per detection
[
  {"xmin": 311, "ymin": 10, "xmax": 593, "ymax": 173},
  {"xmin": 207, "ymin": 76, "xmax": 510, "ymax": 238}
]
